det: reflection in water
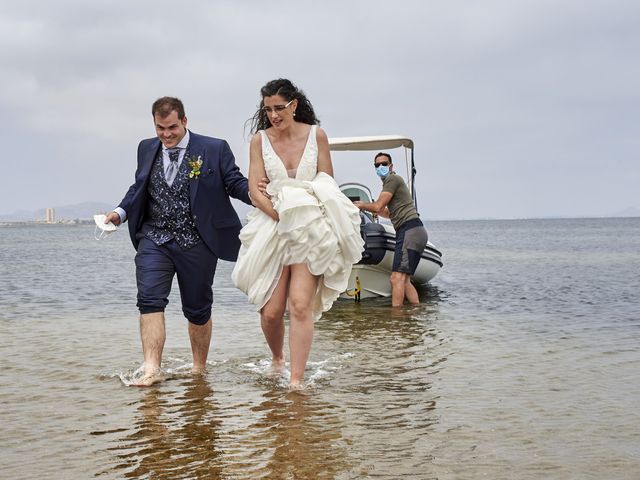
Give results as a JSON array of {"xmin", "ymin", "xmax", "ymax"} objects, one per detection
[
  {"xmin": 324, "ymin": 283, "xmax": 443, "ymax": 349},
  {"xmin": 5, "ymin": 221, "xmax": 639, "ymax": 478},
  {"xmin": 99, "ymin": 376, "xmax": 355, "ymax": 479},
  {"xmin": 319, "ymin": 291, "xmax": 446, "ymax": 476},
  {"xmin": 93, "ymin": 286, "xmax": 447, "ymax": 478},
  {"xmin": 229, "ymin": 390, "xmax": 353, "ymax": 479},
  {"xmin": 108, "ymin": 378, "xmax": 223, "ymax": 479}
]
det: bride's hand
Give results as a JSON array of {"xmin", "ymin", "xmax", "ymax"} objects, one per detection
[{"xmin": 258, "ymin": 177, "xmax": 271, "ymax": 199}]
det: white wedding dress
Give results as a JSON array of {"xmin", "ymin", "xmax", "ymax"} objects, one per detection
[{"xmin": 232, "ymin": 125, "xmax": 364, "ymax": 320}]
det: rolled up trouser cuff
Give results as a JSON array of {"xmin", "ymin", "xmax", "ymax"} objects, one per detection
[
  {"xmin": 138, "ymin": 305, "xmax": 166, "ymax": 315},
  {"xmin": 184, "ymin": 308, "xmax": 211, "ymax": 325}
]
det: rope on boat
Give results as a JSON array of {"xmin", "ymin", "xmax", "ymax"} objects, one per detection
[{"xmin": 344, "ymin": 276, "xmax": 361, "ymax": 302}]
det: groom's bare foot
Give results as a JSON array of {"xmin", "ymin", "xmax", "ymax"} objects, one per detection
[
  {"xmin": 131, "ymin": 367, "xmax": 165, "ymax": 387},
  {"xmin": 265, "ymin": 356, "xmax": 285, "ymax": 378},
  {"xmin": 271, "ymin": 355, "xmax": 285, "ymax": 371},
  {"xmin": 191, "ymin": 364, "xmax": 207, "ymax": 376}
]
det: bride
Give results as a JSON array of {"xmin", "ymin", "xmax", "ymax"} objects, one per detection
[{"xmin": 232, "ymin": 78, "xmax": 363, "ymax": 388}]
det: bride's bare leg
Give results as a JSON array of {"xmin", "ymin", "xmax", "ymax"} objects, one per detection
[
  {"xmin": 288, "ymin": 264, "xmax": 318, "ymax": 387},
  {"xmin": 260, "ymin": 266, "xmax": 290, "ymax": 369}
]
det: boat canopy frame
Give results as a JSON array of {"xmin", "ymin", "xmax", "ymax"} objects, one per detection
[{"xmin": 329, "ymin": 135, "xmax": 417, "ymax": 209}]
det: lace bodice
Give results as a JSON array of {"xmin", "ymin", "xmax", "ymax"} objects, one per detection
[{"xmin": 260, "ymin": 125, "xmax": 318, "ymax": 182}]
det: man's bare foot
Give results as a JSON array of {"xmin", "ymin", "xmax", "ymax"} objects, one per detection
[
  {"xmin": 268, "ymin": 356, "xmax": 286, "ymax": 375},
  {"xmin": 191, "ymin": 365, "xmax": 207, "ymax": 376},
  {"xmin": 265, "ymin": 358, "xmax": 286, "ymax": 379},
  {"xmin": 131, "ymin": 367, "xmax": 165, "ymax": 387}
]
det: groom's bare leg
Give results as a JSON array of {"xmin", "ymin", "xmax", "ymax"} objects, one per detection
[
  {"xmin": 137, "ymin": 312, "xmax": 166, "ymax": 386},
  {"xmin": 260, "ymin": 266, "xmax": 290, "ymax": 369},
  {"xmin": 189, "ymin": 318, "xmax": 212, "ymax": 373}
]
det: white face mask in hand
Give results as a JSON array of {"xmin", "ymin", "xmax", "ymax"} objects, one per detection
[{"xmin": 93, "ymin": 214, "xmax": 118, "ymax": 240}]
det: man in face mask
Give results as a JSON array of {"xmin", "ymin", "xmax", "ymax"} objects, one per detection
[{"xmin": 354, "ymin": 152, "xmax": 428, "ymax": 306}]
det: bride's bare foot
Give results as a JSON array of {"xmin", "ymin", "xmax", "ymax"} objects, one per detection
[{"xmin": 288, "ymin": 381, "xmax": 307, "ymax": 393}]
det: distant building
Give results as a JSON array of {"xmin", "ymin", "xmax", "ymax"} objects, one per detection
[{"xmin": 45, "ymin": 208, "xmax": 55, "ymax": 223}]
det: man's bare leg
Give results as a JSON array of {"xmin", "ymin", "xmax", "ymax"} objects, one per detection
[
  {"xmin": 260, "ymin": 267, "xmax": 290, "ymax": 371},
  {"xmin": 189, "ymin": 318, "xmax": 212, "ymax": 374},
  {"xmin": 404, "ymin": 277, "xmax": 420, "ymax": 304},
  {"xmin": 136, "ymin": 312, "xmax": 166, "ymax": 386},
  {"xmin": 390, "ymin": 272, "xmax": 407, "ymax": 307}
]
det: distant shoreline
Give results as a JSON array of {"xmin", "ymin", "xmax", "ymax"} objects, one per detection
[
  {"xmin": 0, "ymin": 219, "xmax": 95, "ymax": 226},
  {"xmin": 428, "ymin": 215, "xmax": 640, "ymax": 222},
  {"xmin": 2, "ymin": 216, "xmax": 638, "ymax": 227}
]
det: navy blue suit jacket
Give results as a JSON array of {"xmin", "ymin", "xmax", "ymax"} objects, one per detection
[{"xmin": 118, "ymin": 131, "xmax": 251, "ymax": 261}]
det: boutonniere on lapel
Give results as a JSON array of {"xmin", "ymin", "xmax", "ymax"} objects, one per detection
[{"xmin": 187, "ymin": 155, "xmax": 203, "ymax": 179}]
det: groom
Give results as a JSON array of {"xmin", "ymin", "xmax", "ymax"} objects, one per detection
[{"xmin": 106, "ymin": 96, "xmax": 251, "ymax": 386}]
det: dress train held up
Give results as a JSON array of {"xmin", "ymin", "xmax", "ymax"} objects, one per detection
[{"xmin": 231, "ymin": 126, "xmax": 364, "ymax": 320}]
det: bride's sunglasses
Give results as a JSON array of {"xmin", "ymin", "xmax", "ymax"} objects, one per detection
[{"xmin": 261, "ymin": 100, "xmax": 294, "ymax": 114}]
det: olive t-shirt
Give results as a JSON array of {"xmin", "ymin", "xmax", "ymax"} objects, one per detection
[{"xmin": 382, "ymin": 173, "xmax": 419, "ymax": 229}]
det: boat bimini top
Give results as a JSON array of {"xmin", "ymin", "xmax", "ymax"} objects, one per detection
[
  {"xmin": 329, "ymin": 135, "xmax": 417, "ymax": 208},
  {"xmin": 328, "ymin": 135, "xmax": 414, "ymax": 151}
]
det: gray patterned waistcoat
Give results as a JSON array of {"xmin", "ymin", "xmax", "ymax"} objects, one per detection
[{"xmin": 143, "ymin": 150, "xmax": 202, "ymax": 249}]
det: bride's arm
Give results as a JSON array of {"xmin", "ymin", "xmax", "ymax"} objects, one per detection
[
  {"xmin": 249, "ymin": 134, "xmax": 279, "ymax": 221},
  {"xmin": 316, "ymin": 127, "xmax": 334, "ymax": 177}
]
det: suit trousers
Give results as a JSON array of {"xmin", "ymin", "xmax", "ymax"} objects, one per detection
[{"xmin": 135, "ymin": 237, "xmax": 218, "ymax": 324}]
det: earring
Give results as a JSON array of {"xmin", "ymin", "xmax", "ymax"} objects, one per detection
[{"xmin": 293, "ymin": 111, "xmax": 296, "ymax": 117}]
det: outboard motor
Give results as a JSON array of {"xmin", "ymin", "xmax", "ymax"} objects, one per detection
[{"xmin": 358, "ymin": 219, "xmax": 387, "ymax": 265}]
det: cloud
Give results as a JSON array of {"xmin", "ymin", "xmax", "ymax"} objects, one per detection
[{"xmin": 1, "ymin": 0, "xmax": 638, "ymax": 218}]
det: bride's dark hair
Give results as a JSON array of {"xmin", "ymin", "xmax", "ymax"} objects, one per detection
[{"xmin": 247, "ymin": 78, "xmax": 320, "ymax": 134}]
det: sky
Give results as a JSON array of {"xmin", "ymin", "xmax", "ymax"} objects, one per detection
[{"xmin": 1, "ymin": 0, "xmax": 638, "ymax": 220}]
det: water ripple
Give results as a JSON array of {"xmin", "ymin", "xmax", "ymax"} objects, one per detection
[{"xmin": 2, "ymin": 220, "xmax": 640, "ymax": 479}]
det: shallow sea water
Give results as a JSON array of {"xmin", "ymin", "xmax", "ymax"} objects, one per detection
[{"xmin": 1, "ymin": 218, "xmax": 639, "ymax": 479}]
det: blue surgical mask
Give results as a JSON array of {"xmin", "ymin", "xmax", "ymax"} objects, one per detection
[{"xmin": 376, "ymin": 165, "xmax": 390, "ymax": 178}]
